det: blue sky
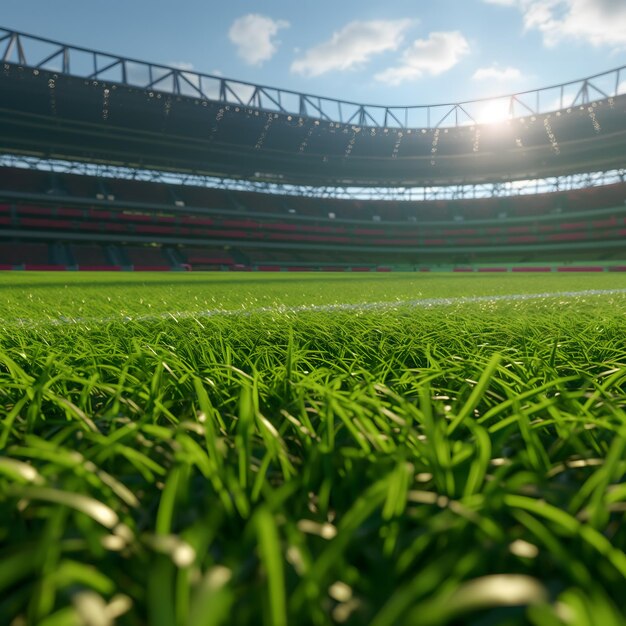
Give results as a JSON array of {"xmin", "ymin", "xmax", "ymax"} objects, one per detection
[{"xmin": 3, "ymin": 0, "xmax": 626, "ymax": 108}]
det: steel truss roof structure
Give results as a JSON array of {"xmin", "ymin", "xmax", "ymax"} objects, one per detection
[
  {"xmin": 1, "ymin": 26, "xmax": 625, "ymax": 187},
  {"xmin": 2, "ymin": 27, "xmax": 624, "ymax": 129}
]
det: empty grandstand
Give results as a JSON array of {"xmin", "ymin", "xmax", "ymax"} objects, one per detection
[{"xmin": 0, "ymin": 26, "xmax": 625, "ymax": 271}]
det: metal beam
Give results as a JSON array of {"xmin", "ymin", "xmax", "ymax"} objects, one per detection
[
  {"xmin": 0, "ymin": 25, "xmax": 624, "ymax": 129},
  {"xmin": 0, "ymin": 153, "xmax": 624, "ymax": 211}
]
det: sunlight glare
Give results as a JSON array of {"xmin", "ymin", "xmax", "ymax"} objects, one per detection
[{"xmin": 475, "ymin": 99, "xmax": 511, "ymax": 125}]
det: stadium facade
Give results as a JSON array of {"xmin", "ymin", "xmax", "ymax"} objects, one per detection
[{"xmin": 0, "ymin": 27, "xmax": 625, "ymax": 272}]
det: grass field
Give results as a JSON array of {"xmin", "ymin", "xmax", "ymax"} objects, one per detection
[{"xmin": 1, "ymin": 271, "xmax": 626, "ymax": 625}]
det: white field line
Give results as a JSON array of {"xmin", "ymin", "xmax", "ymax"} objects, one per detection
[{"xmin": 3, "ymin": 288, "xmax": 626, "ymax": 330}]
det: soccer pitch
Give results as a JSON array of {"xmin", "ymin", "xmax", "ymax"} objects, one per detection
[{"xmin": 1, "ymin": 271, "xmax": 626, "ymax": 625}]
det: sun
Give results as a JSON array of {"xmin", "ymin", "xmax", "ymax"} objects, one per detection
[{"xmin": 474, "ymin": 98, "xmax": 512, "ymax": 125}]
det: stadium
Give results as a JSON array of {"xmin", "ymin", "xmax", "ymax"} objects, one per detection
[
  {"xmin": 1, "ymin": 16, "xmax": 626, "ymax": 626},
  {"xmin": 0, "ymin": 27, "xmax": 625, "ymax": 272}
]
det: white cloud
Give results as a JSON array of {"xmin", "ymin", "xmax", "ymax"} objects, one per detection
[
  {"xmin": 229, "ymin": 14, "xmax": 289, "ymax": 66},
  {"xmin": 375, "ymin": 31, "xmax": 470, "ymax": 86},
  {"xmin": 291, "ymin": 19, "xmax": 412, "ymax": 77},
  {"xmin": 483, "ymin": 0, "xmax": 626, "ymax": 48},
  {"xmin": 472, "ymin": 65, "xmax": 523, "ymax": 80}
]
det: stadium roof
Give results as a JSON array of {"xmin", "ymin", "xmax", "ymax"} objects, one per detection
[{"xmin": 1, "ymin": 27, "xmax": 625, "ymax": 188}]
